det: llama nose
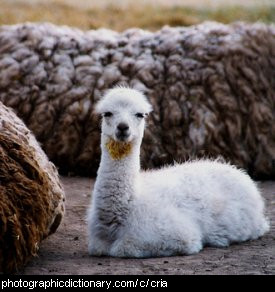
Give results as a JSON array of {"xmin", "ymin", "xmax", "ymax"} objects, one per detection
[{"xmin": 117, "ymin": 123, "xmax": 129, "ymax": 132}]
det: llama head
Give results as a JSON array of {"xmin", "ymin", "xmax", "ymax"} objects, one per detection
[{"xmin": 95, "ymin": 87, "xmax": 152, "ymax": 158}]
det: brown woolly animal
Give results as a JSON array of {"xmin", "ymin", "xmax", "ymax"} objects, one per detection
[
  {"xmin": 0, "ymin": 22, "xmax": 274, "ymax": 178},
  {"xmin": 0, "ymin": 102, "xmax": 65, "ymax": 274}
]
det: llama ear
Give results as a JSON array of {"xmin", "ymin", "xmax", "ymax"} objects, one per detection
[{"xmin": 94, "ymin": 88, "xmax": 113, "ymax": 115}]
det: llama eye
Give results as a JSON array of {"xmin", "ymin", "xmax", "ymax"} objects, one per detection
[
  {"xmin": 135, "ymin": 113, "xmax": 144, "ymax": 118},
  {"xmin": 103, "ymin": 112, "xmax": 113, "ymax": 118}
]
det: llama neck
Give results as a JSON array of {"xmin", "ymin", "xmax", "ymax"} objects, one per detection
[
  {"xmin": 92, "ymin": 136, "xmax": 141, "ymax": 236},
  {"xmin": 98, "ymin": 142, "xmax": 140, "ymax": 187}
]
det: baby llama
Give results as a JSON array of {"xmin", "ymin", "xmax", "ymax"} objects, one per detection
[{"xmin": 88, "ymin": 87, "xmax": 269, "ymax": 257}]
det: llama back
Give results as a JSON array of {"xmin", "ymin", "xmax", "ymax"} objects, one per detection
[{"xmin": 139, "ymin": 160, "xmax": 269, "ymax": 244}]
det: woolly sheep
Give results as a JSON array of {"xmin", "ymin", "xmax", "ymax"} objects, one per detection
[
  {"xmin": 0, "ymin": 101, "xmax": 65, "ymax": 273},
  {"xmin": 87, "ymin": 87, "xmax": 269, "ymax": 258},
  {"xmin": 0, "ymin": 22, "xmax": 274, "ymax": 178}
]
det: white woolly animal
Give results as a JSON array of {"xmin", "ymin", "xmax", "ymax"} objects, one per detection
[{"xmin": 88, "ymin": 87, "xmax": 269, "ymax": 258}]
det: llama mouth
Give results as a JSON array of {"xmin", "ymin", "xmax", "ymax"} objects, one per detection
[{"xmin": 115, "ymin": 133, "xmax": 130, "ymax": 142}]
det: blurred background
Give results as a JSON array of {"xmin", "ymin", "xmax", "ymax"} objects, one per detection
[{"xmin": 1, "ymin": 0, "xmax": 274, "ymax": 31}]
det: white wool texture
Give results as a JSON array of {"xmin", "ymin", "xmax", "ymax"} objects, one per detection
[
  {"xmin": 88, "ymin": 88, "xmax": 269, "ymax": 258},
  {"xmin": 0, "ymin": 22, "xmax": 274, "ymax": 178}
]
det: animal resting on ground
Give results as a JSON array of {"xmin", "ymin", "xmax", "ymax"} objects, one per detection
[
  {"xmin": 0, "ymin": 101, "xmax": 65, "ymax": 273},
  {"xmin": 88, "ymin": 87, "xmax": 269, "ymax": 258}
]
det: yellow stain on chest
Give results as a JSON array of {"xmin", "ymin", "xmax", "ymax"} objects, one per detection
[{"xmin": 105, "ymin": 138, "xmax": 132, "ymax": 160}]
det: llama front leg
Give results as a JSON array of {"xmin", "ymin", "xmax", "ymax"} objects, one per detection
[
  {"xmin": 109, "ymin": 234, "xmax": 203, "ymax": 258},
  {"xmin": 109, "ymin": 217, "xmax": 203, "ymax": 258},
  {"xmin": 88, "ymin": 236, "xmax": 110, "ymax": 256}
]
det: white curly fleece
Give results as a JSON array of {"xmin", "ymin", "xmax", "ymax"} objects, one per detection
[{"xmin": 88, "ymin": 87, "xmax": 269, "ymax": 258}]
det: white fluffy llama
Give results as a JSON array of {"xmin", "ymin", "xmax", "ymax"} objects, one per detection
[{"xmin": 88, "ymin": 87, "xmax": 269, "ymax": 257}]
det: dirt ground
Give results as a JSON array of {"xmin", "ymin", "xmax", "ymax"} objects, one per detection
[{"xmin": 19, "ymin": 177, "xmax": 274, "ymax": 275}]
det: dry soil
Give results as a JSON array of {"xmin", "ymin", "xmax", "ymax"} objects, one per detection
[{"xmin": 19, "ymin": 177, "xmax": 275, "ymax": 275}]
